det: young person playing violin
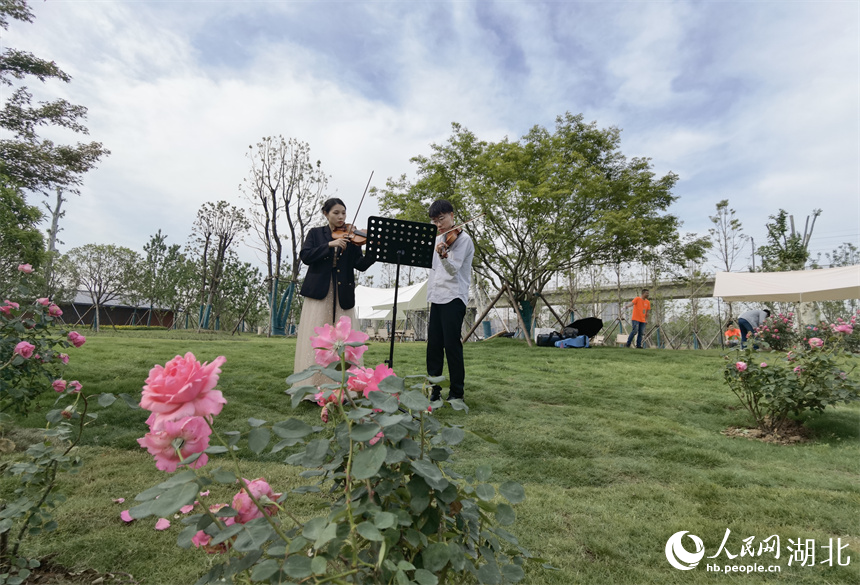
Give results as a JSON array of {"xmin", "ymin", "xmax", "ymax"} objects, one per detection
[
  {"xmin": 292, "ymin": 198, "xmax": 376, "ymax": 389},
  {"xmin": 426, "ymin": 199, "xmax": 475, "ymax": 404}
]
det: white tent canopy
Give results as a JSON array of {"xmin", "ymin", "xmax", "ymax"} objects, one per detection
[
  {"xmin": 713, "ymin": 266, "xmax": 860, "ymax": 302},
  {"xmin": 355, "ymin": 280, "xmax": 429, "ymax": 321}
]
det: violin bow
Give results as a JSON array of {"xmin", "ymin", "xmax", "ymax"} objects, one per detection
[
  {"xmin": 346, "ymin": 170, "xmax": 374, "ymax": 239},
  {"xmin": 437, "ymin": 212, "xmax": 485, "ymax": 238}
]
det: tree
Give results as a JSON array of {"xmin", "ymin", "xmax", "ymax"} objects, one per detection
[
  {"xmin": 140, "ymin": 230, "xmax": 191, "ymax": 327},
  {"xmin": 814, "ymin": 242, "xmax": 859, "ymax": 322},
  {"xmin": 60, "ymin": 244, "xmax": 141, "ymax": 332},
  {"xmin": 0, "ymin": 0, "xmax": 109, "ymax": 195},
  {"xmin": 757, "ymin": 208, "xmax": 821, "ymax": 272},
  {"xmin": 0, "ymin": 174, "xmax": 44, "ymax": 294},
  {"xmin": 709, "ymin": 199, "xmax": 749, "ymax": 273},
  {"xmin": 210, "ymin": 253, "xmax": 266, "ymax": 334},
  {"xmin": 188, "ymin": 201, "xmax": 250, "ymax": 331},
  {"xmin": 240, "ymin": 137, "xmax": 327, "ymax": 335},
  {"xmin": 377, "ymin": 113, "xmax": 683, "ymax": 336}
]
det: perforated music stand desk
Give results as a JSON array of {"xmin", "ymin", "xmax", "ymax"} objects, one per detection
[{"xmin": 366, "ymin": 216, "xmax": 436, "ymax": 368}]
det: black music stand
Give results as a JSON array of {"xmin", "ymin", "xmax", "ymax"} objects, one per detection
[{"xmin": 366, "ymin": 216, "xmax": 436, "ymax": 368}]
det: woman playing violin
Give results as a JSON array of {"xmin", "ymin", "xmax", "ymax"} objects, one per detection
[
  {"xmin": 426, "ymin": 199, "xmax": 474, "ymax": 404},
  {"xmin": 292, "ymin": 198, "xmax": 376, "ymax": 389}
]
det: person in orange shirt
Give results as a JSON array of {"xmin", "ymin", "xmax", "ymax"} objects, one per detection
[
  {"xmin": 623, "ymin": 288, "xmax": 651, "ymax": 349},
  {"xmin": 724, "ymin": 321, "xmax": 741, "ymax": 347}
]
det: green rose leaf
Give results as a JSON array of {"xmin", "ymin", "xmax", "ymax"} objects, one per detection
[
  {"xmin": 399, "ymin": 390, "xmax": 430, "ymax": 412},
  {"xmin": 495, "ymin": 503, "xmax": 516, "ymax": 526},
  {"xmin": 352, "ymin": 443, "xmax": 387, "ymax": 480},
  {"xmin": 422, "ymin": 542, "xmax": 451, "ymax": 572},
  {"xmin": 441, "ymin": 427, "xmax": 465, "ymax": 445},
  {"xmin": 357, "ymin": 521, "xmax": 384, "ymax": 541},
  {"xmin": 373, "ymin": 511, "xmax": 397, "ymax": 530},
  {"xmin": 476, "ymin": 484, "xmax": 496, "ymax": 501},
  {"xmin": 97, "ymin": 393, "xmax": 116, "ymax": 407},
  {"xmin": 247, "ymin": 427, "xmax": 270, "ymax": 454},
  {"xmin": 284, "ymin": 555, "xmax": 313, "ymax": 579},
  {"xmin": 378, "ymin": 375, "xmax": 406, "ymax": 393},
  {"xmin": 250, "ymin": 558, "xmax": 280, "ymax": 582},
  {"xmin": 499, "ymin": 481, "xmax": 525, "ymax": 504},
  {"xmin": 212, "ymin": 468, "xmax": 237, "ymax": 484},
  {"xmin": 148, "ymin": 482, "xmax": 199, "ymax": 517},
  {"xmin": 414, "ymin": 568, "xmax": 438, "ymax": 585},
  {"xmin": 410, "ymin": 459, "xmax": 443, "ymax": 484},
  {"xmin": 350, "ymin": 423, "xmax": 382, "ymax": 442},
  {"xmin": 272, "ymin": 419, "xmax": 314, "ymax": 440},
  {"xmin": 368, "ymin": 391, "xmax": 400, "ymax": 413},
  {"xmin": 501, "ymin": 563, "xmax": 525, "ymax": 582},
  {"xmin": 118, "ymin": 393, "xmax": 141, "ymax": 409},
  {"xmin": 477, "ymin": 562, "xmax": 502, "ymax": 585},
  {"xmin": 311, "ymin": 555, "xmax": 328, "ymax": 575}
]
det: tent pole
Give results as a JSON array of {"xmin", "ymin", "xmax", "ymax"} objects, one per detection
[{"xmin": 462, "ymin": 284, "xmax": 507, "ymax": 342}]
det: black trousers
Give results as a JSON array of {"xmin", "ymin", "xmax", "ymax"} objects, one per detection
[{"xmin": 426, "ymin": 299, "xmax": 466, "ymax": 399}]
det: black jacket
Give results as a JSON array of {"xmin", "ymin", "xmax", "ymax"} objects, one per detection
[{"xmin": 299, "ymin": 226, "xmax": 376, "ymax": 310}]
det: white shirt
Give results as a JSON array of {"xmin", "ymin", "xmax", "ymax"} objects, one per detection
[{"xmin": 427, "ymin": 232, "xmax": 474, "ymax": 305}]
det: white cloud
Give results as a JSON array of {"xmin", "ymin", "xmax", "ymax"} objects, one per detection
[{"xmin": 4, "ymin": 0, "xmax": 857, "ymax": 271}]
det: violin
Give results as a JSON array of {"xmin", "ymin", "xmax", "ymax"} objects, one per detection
[
  {"xmin": 332, "ymin": 223, "xmax": 367, "ymax": 246},
  {"xmin": 436, "ymin": 227, "xmax": 461, "ymax": 259},
  {"xmin": 435, "ymin": 213, "xmax": 484, "ymax": 258}
]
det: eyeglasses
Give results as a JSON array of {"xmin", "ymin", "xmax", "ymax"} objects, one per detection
[{"xmin": 430, "ymin": 214, "xmax": 450, "ymax": 225}]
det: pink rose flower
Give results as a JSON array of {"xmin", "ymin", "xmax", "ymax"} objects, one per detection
[
  {"xmin": 314, "ymin": 388, "xmax": 345, "ymax": 408},
  {"xmin": 120, "ymin": 510, "xmax": 134, "ymax": 523},
  {"xmin": 232, "ymin": 478, "xmax": 281, "ymax": 524},
  {"xmin": 311, "ymin": 316, "xmax": 369, "ymax": 367},
  {"xmin": 68, "ymin": 380, "xmax": 82, "ymax": 393},
  {"xmin": 835, "ymin": 324, "xmax": 853, "ymax": 334},
  {"xmin": 347, "ymin": 363, "xmax": 396, "ymax": 398},
  {"xmin": 68, "ymin": 331, "xmax": 86, "ymax": 348},
  {"xmin": 13, "ymin": 341, "xmax": 35, "ymax": 359},
  {"xmin": 191, "ymin": 530, "xmax": 212, "ymax": 548},
  {"xmin": 735, "ymin": 361, "xmax": 748, "ymax": 372},
  {"xmin": 48, "ymin": 304, "xmax": 62, "ymax": 317},
  {"xmin": 0, "ymin": 300, "xmax": 19, "ymax": 317},
  {"xmin": 808, "ymin": 337, "xmax": 824, "ymax": 348},
  {"xmin": 155, "ymin": 518, "xmax": 171, "ymax": 530},
  {"xmin": 136, "ymin": 416, "xmax": 212, "ymax": 473},
  {"xmin": 17, "ymin": 264, "xmax": 32, "ymax": 274},
  {"xmin": 59, "ymin": 353, "xmax": 69, "ymax": 364},
  {"xmin": 760, "ymin": 362, "xmax": 768, "ymax": 368},
  {"xmin": 52, "ymin": 379, "xmax": 67, "ymax": 393},
  {"xmin": 36, "ymin": 298, "xmax": 51, "ymax": 306},
  {"xmin": 140, "ymin": 353, "xmax": 227, "ymax": 423}
]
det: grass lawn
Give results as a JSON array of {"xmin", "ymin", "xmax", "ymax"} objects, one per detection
[{"xmin": 2, "ymin": 332, "xmax": 859, "ymax": 584}]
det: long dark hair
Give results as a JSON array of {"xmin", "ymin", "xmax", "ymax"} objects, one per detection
[{"xmin": 322, "ymin": 198, "xmax": 346, "ymax": 214}]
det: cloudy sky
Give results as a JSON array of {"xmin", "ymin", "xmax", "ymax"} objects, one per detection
[{"xmin": 6, "ymin": 0, "xmax": 859, "ymax": 273}]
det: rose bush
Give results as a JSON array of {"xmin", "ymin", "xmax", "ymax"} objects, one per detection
[
  {"xmin": 724, "ymin": 316, "xmax": 860, "ymax": 434},
  {"xmin": 0, "ymin": 266, "xmax": 121, "ymax": 580},
  {"xmin": 753, "ymin": 312, "xmax": 798, "ymax": 351},
  {"xmin": 129, "ymin": 316, "xmax": 538, "ymax": 584}
]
